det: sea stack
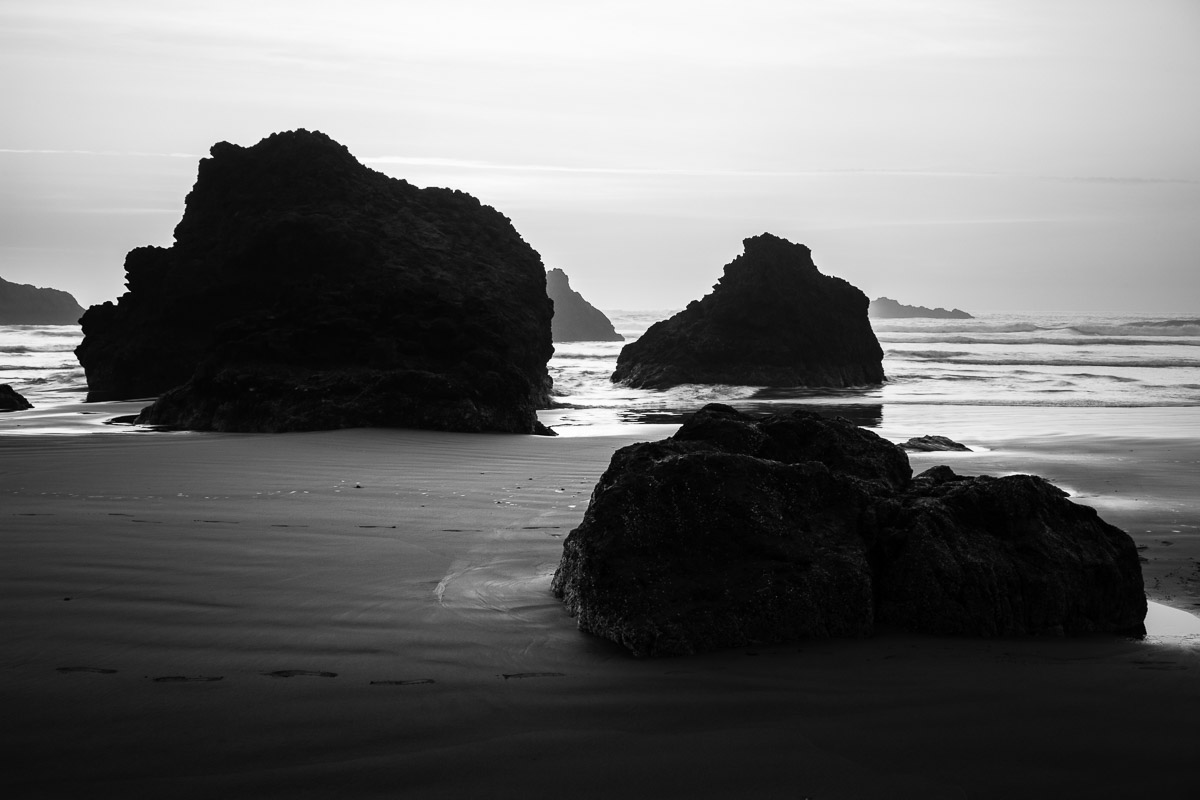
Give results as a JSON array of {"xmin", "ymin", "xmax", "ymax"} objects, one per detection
[
  {"xmin": 552, "ymin": 404, "xmax": 1147, "ymax": 657},
  {"xmin": 0, "ymin": 277, "xmax": 85, "ymax": 325},
  {"xmin": 546, "ymin": 268, "xmax": 623, "ymax": 342},
  {"xmin": 75, "ymin": 130, "xmax": 554, "ymax": 433},
  {"xmin": 611, "ymin": 234, "xmax": 884, "ymax": 390}
]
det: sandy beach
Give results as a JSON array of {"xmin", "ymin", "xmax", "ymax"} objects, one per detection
[{"xmin": 3, "ymin": 408, "xmax": 1199, "ymax": 798}]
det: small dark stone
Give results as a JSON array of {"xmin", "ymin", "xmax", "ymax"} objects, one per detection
[
  {"xmin": 901, "ymin": 434, "xmax": 972, "ymax": 452},
  {"xmin": 0, "ymin": 384, "xmax": 33, "ymax": 411}
]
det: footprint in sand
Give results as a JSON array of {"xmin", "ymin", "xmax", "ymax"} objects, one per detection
[
  {"xmin": 1133, "ymin": 660, "xmax": 1187, "ymax": 671},
  {"xmin": 151, "ymin": 675, "xmax": 224, "ymax": 682},
  {"xmin": 262, "ymin": 669, "xmax": 338, "ymax": 678},
  {"xmin": 369, "ymin": 678, "xmax": 436, "ymax": 686},
  {"xmin": 57, "ymin": 666, "xmax": 117, "ymax": 674},
  {"xmin": 500, "ymin": 672, "xmax": 565, "ymax": 680}
]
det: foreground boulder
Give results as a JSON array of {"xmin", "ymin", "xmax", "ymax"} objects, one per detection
[
  {"xmin": 0, "ymin": 277, "xmax": 84, "ymax": 325},
  {"xmin": 546, "ymin": 268, "xmax": 623, "ymax": 342},
  {"xmin": 552, "ymin": 405, "xmax": 1146, "ymax": 656},
  {"xmin": 611, "ymin": 234, "xmax": 884, "ymax": 390},
  {"xmin": 75, "ymin": 130, "xmax": 553, "ymax": 433},
  {"xmin": 0, "ymin": 384, "xmax": 33, "ymax": 411}
]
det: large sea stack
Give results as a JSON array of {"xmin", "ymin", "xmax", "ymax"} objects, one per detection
[
  {"xmin": 552, "ymin": 404, "xmax": 1146, "ymax": 657},
  {"xmin": 0, "ymin": 277, "xmax": 85, "ymax": 325},
  {"xmin": 611, "ymin": 234, "xmax": 884, "ymax": 390},
  {"xmin": 75, "ymin": 130, "xmax": 553, "ymax": 433},
  {"xmin": 546, "ymin": 268, "xmax": 623, "ymax": 342}
]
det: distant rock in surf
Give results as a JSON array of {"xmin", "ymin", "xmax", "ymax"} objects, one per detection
[
  {"xmin": 0, "ymin": 384, "xmax": 33, "ymax": 411},
  {"xmin": 0, "ymin": 276, "xmax": 85, "ymax": 325},
  {"xmin": 611, "ymin": 234, "xmax": 884, "ymax": 390},
  {"xmin": 869, "ymin": 296, "xmax": 972, "ymax": 319},
  {"xmin": 552, "ymin": 404, "xmax": 1146, "ymax": 656},
  {"xmin": 75, "ymin": 129, "xmax": 554, "ymax": 433},
  {"xmin": 546, "ymin": 268, "xmax": 623, "ymax": 342},
  {"xmin": 901, "ymin": 434, "xmax": 971, "ymax": 452}
]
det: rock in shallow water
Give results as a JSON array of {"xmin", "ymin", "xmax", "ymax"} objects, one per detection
[
  {"xmin": 75, "ymin": 129, "xmax": 553, "ymax": 434},
  {"xmin": 901, "ymin": 434, "xmax": 972, "ymax": 452},
  {"xmin": 552, "ymin": 405, "xmax": 1146, "ymax": 656},
  {"xmin": 610, "ymin": 233, "xmax": 884, "ymax": 390}
]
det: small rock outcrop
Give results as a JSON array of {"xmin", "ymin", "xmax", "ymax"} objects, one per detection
[
  {"xmin": 546, "ymin": 268, "xmax": 623, "ymax": 342},
  {"xmin": 552, "ymin": 404, "xmax": 1146, "ymax": 656},
  {"xmin": 611, "ymin": 234, "xmax": 884, "ymax": 390},
  {"xmin": 901, "ymin": 434, "xmax": 971, "ymax": 452},
  {"xmin": 869, "ymin": 297, "xmax": 972, "ymax": 319},
  {"xmin": 0, "ymin": 384, "xmax": 33, "ymax": 411},
  {"xmin": 75, "ymin": 130, "xmax": 554, "ymax": 433},
  {"xmin": 0, "ymin": 277, "xmax": 84, "ymax": 325}
]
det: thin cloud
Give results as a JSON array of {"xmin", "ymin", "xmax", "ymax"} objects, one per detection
[{"xmin": 0, "ymin": 149, "xmax": 200, "ymax": 158}]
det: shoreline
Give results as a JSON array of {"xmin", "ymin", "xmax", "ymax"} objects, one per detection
[{"xmin": 3, "ymin": 414, "xmax": 1199, "ymax": 796}]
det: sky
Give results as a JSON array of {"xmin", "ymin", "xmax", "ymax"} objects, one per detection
[{"xmin": 1, "ymin": 0, "xmax": 1198, "ymax": 314}]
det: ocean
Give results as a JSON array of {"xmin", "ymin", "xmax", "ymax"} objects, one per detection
[
  {"xmin": 544, "ymin": 310, "xmax": 1200, "ymax": 441},
  {"xmin": 3, "ymin": 311, "xmax": 1200, "ymax": 439}
]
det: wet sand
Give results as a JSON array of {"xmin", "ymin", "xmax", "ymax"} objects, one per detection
[{"xmin": 2, "ymin": 413, "xmax": 1199, "ymax": 798}]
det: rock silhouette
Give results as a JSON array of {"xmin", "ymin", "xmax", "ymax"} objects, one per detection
[
  {"xmin": 546, "ymin": 268, "xmax": 623, "ymax": 342},
  {"xmin": 0, "ymin": 277, "xmax": 84, "ymax": 325},
  {"xmin": 75, "ymin": 130, "xmax": 553, "ymax": 433},
  {"xmin": 611, "ymin": 234, "xmax": 884, "ymax": 390},
  {"xmin": 552, "ymin": 404, "xmax": 1146, "ymax": 656}
]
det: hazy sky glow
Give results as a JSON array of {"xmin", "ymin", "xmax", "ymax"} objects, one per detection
[{"xmin": 2, "ymin": 0, "xmax": 1198, "ymax": 312}]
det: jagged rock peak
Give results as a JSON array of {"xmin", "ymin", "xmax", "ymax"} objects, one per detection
[{"xmin": 546, "ymin": 268, "xmax": 623, "ymax": 342}]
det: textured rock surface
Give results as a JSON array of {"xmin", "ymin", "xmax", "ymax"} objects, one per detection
[
  {"xmin": 552, "ymin": 404, "xmax": 1146, "ymax": 656},
  {"xmin": 869, "ymin": 297, "xmax": 972, "ymax": 319},
  {"xmin": 901, "ymin": 434, "xmax": 971, "ymax": 452},
  {"xmin": 611, "ymin": 234, "xmax": 884, "ymax": 390},
  {"xmin": 0, "ymin": 384, "xmax": 33, "ymax": 411},
  {"xmin": 75, "ymin": 130, "xmax": 553, "ymax": 433},
  {"xmin": 546, "ymin": 268, "xmax": 623, "ymax": 342},
  {"xmin": 0, "ymin": 277, "xmax": 84, "ymax": 325}
]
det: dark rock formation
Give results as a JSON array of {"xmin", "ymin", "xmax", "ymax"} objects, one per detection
[
  {"xmin": 0, "ymin": 277, "xmax": 84, "ymax": 325},
  {"xmin": 869, "ymin": 297, "xmax": 972, "ymax": 319},
  {"xmin": 611, "ymin": 234, "xmax": 884, "ymax": 390},
  {"xmin": 546, "ymin": 268, "xmax": 623, "ymax": 342},
  {"xmin": 75, "ymin": 130, "xmax": 554, "ymax": 433},
  {"xmin": 0, "ymin": 384, "xmax": 33, "ymax": 411},
  {"xmin": 552, "ymin": 404, "xmax": 1146, "ymax": 656},
  {"xmin": 901, "ymin": 434, "xmax": 971, "ymax": 452}
]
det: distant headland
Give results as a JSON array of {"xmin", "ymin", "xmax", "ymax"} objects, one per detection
[
  {"xmin": 869, "ymin": 296, "xmax": 972, "ymax": 319},
  {"xmin": 0, "ymin": 276, "xmax": 84, "ymax": 325}
]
